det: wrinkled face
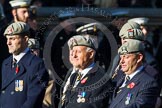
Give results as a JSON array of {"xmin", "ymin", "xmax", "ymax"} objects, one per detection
[
  {"xmin": 70, "ymin": 46, "xmax": 94, "ymax": 70},
  {"xmin": 119, "ymin": 53, "xmax": 143, "ymax": 75},
  {"xmin": 13, "ymin": 8, "xmax": 29, "ymax": 23},
  {"xmin": 6, "ymin": 35, "xmax": 28, "ymax": 55}
]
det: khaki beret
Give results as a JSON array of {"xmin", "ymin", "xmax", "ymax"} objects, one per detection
[
  {"xmin": 68, "ymin": 35, "xmax": 98, "ymax": 50},
  {"xmin": 4, "ymin": 21, "xmax": 30, "ymax": 36},
  {"xmin": 120, "ymin": 28, "xmax": 144, "ymax": 41},
  {"xmin": 119, "ymin": 21, "xmax": 140, "ymax": 37},
  {"xmin": 28, "ymin": 38, "xmax": 39, "ymax": 49},
  {"xmin": 128, "ymin": 17, "xmax": 149, "ymax": 25},
  {"xmin": 118, "ymin": 40, "xmax": 144, "ymax": 55},
  {"xmin": 9, "ymin": 0, "xmax": 31, "ymax": 8}
]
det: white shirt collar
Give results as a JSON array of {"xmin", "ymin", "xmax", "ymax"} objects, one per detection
[
  {"xmin": 79, "ymin": 62, "xmax": 95, "ymax": 78},
  {"xmin": 72, "ymin": 62, "xmax": 95, "ymax": 88},
  {"xmin": 13, "ymin": 48, "xmax": 30, "ymax": 63},
  {"xmin": 127, "ymin": 65, "xmax": 144, "ymax": 80}
]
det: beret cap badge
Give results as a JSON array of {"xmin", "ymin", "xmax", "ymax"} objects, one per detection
[
  {"xmin": 7, "ymin": 27, "xmax": 13, "ymax": 34},
  {"xmin": 121, "ymin": 46, "xmax": 128, "ymax": 54},
  {"xmin": 128, "ymin": 29, "xmax": 134, "ymax": 38}
]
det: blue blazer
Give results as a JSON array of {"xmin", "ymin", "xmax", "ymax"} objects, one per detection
[
  {"xmin": 109, "ymin": 69, "xmax": 159, "ymax": 108},
  {"xmin": 58, "ymin": 64, "xmax": 112, "ymax": 108},
  {"xmin": 0, "ymin": 51, "xmax": 49, "ymax": 108}
]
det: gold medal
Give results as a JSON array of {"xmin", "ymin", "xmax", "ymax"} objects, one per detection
[{"xmin": 19, "ymin": 80, "xmax": 23, "ymax": 91}]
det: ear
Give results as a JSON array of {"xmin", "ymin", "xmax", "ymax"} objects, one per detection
[
  {"xmin": 12, "ymin": 9, "xmax": 16, "ymax": 16},
  {"xmin": 136, "ymin": 53, "xmax": 143, "ymax": 63},
  {"xmin": 89, "ymin": 50, "xmax": 95, "ymax": 59},
  {"xmin": 24, "ymin": 36, "xmax": 29, "ymax": 42}
]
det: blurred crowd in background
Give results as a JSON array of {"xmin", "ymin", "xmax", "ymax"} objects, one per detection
[
  {"xmin": 1, "ymin": 0, "xmax": 162, "ymax": 23},
  {"xmin": 0, "ymin": 0, "xmax": 162, "ymax": 107}
]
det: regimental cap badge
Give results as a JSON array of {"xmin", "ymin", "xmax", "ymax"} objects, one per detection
[
  {"xmin": 120, "ymin": 46, "xmax": 128, "ymax": 54},
  {"xmin": 68, "ymin": 34, "xmax": 98, "ymax": 50},
  {"xmin": 120, "ymin": 28, "xmax": 144, "ymax": 41},
  {"xmin": 4, "ymin": 21, "xmax": 30, "ymax": 36},
  {"xmin": 127, "ymin": 29, "xmax": 134, "ymax": 38},
  {"xmin": 118, "ymin": 39, "xmax": 144, "ymax": 55},
  {"xmin": 7, "ymin": 27, "xmax": 14, "ymax": 34}
]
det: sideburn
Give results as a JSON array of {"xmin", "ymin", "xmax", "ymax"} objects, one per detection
[{"xmin": 15, "ymin": 9, "xmax": 21, "ymax": 22}]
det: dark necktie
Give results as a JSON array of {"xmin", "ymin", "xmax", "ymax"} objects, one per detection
[
  {"xmin": 115, "ymin": 76, "xmax": 130, "ymax": 96},
  {"xmin": 12, "ymin": 58, "xmax": 17, "ymax": 68},
  {"xmin": 76, "ymin": 72, "xmax": 82, "ymax": 82}
]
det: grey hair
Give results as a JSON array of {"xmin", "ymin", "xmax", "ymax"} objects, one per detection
[{"xmin": 86, "ymin": 47, "xmax": 96, "ymax": 57}]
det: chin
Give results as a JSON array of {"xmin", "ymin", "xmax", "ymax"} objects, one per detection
[
  {"xmin": 121, "ymin": 68, "xmax": 127, "ymax": 72},
  {"xmin": 9, "ymin": 50, "xmax": 13, "ymax": 53}
]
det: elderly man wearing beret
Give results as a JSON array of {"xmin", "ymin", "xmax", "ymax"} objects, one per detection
[
  {"xmin": 0, "ymin": 21, "xmax": 49, "ymax": 108},
  {"xmin": 109, "ymin": 39, "xmax": 159, "ymax": 108},
  {"xmin": 58, "ymin": 34, "xmax": 112, "ymax": 108}
]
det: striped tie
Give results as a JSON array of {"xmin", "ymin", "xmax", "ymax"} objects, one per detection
[{"xmin": 12, "ymin": 58, "xmax": 17, "ymax": 68}]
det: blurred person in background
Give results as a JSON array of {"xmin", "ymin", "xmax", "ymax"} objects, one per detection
[
  {"xmin": 0, "ymin": 3, "xmax": 10, "ymax": 71},
  {"xmin": 28, "ymin": 38, "xmax": 56, "ymax": 108}
]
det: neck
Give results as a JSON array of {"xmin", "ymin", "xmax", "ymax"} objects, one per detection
[{"xmin": 79, "ymin": 61, "xmax": 94, "ymax": 72}]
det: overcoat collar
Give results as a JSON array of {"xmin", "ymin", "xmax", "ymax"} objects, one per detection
[
  {"xmin": 1, "ymin": 51, "xmax": 35, "ymax": 90},
  {"xmin": 110, "ymin": 71, "xmax": 144, "ymax": 108}
]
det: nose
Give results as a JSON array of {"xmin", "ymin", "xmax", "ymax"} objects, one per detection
[
  {"xmin": 7, "ymin": 39, "xmax": 10, "ymax": 45},
  {"xmin": 119, "ymin": 56, "xmax": 124, "ymax": 65},
  {"xmin": 25, "ymin": 11, "xmax": 29, "ymax": 18},
  {"xmin": 71, "ymin": 50, "xmax": 77, "ymax": 58}
]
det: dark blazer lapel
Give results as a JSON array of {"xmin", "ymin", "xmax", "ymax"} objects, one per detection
[
  {"xmin": 1, "ymin": 51, "xmax": 33, "ymax": 90},
  {"xmin": 111, "ymin": 71, "xmax": 144, "ymax": 108},
  {"xmin": 126, "ymin": 72, "xmax": 143, "ymax": 87},
  {"xmin": 1, "ymin": 56, "xmax": 13, "ymax": 89},
  {"xmin": 113, "ymin": 76, "xmax": 125, "ymax": 98},
  {"xmin": 62, "ymin": 68, "xmax": 73, "ymax": 87},
  {"xmin": 1, "ymin": 62, "xmax": 25, "ymax": 90},
  {"xmin": 60, "ymin": 68, "xmax": 73, "ymax": 96}
]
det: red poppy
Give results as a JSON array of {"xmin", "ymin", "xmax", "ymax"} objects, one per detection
[
  {"xmin": 81, "ymin": 77, "xmax": 88, "ymax": 84},
  {"xmin": 15, "ymin": 65, "xmax": 19, "ymax": 74},
  {"xmin": 127, "ymin": 82, "xmax": 135, "ymax": 89}
]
